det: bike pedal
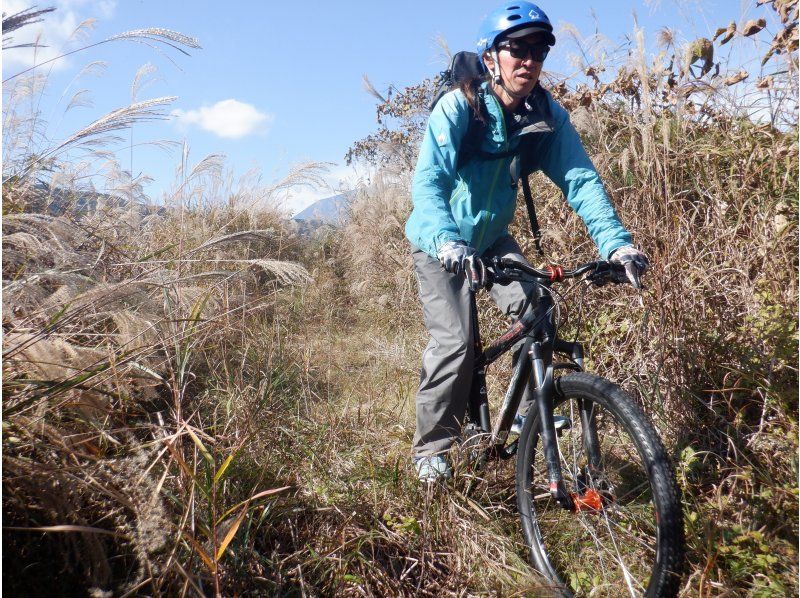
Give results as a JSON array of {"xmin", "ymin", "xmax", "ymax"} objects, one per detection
[
  {"xmin": 502, "ymin": 438, "xmax": 519, "ymax": 458},
  {"xmin": 553, "ymin": 416, "xmax": 572, "ymax": 433},
  {"xmin": 511, "ymin": 415, "xmax": 572, "ymax": 436}
]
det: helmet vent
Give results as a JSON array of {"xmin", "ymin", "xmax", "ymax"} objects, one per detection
[
  {"xmin": 507, "ymin": 5, "xmax": 520, "ymax": 9},
  {"xmin": 508, "ymin": 14, "xmax": 521, "ymax": 20}
]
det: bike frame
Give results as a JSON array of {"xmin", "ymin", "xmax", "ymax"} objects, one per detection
[{"xmin": 467, "ymin": 278, "xmax": 602, "ymax": 509}]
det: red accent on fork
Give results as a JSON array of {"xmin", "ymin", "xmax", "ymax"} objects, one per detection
[{"xmin": 571, "ymin": 488, "xmax": 604, "ymax": 512}]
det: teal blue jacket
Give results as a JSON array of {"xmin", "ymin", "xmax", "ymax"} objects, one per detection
[{"xmin": 405, "ymin": 82, "xmax": 632, "ymax": 259}]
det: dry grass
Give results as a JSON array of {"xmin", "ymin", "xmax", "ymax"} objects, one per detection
[
  {"xmin": 1, "ymin": 12, "xmax": 332, "ymax": 593},
  {"xmin": 325, "ymin": 2, "xmax": 798, "ymax": 595},
  {"xmin": 3, "ymin": 1, "xmax": 798, "ymax": 596},
  {"xmin": 1, "ymin": 183, "xmax": 317, "ymax": 594}
]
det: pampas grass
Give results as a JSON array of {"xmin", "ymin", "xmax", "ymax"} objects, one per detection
[
  {"xmin": 2, "ymin": 11, "xmax": 321, "ymax": 594},
  {"xmin": 3, "ymin": 1, "xmax": 797, "ymax": 596}
]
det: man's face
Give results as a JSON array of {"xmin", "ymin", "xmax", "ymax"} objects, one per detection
[{"xmin": 488, "ymin": 33, "xmax": 549, "ymax": 97}]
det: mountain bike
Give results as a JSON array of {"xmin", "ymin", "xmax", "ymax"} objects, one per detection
[{"xmin": 462, "ymin": 256, "xmax": 685, "ymax": 597}]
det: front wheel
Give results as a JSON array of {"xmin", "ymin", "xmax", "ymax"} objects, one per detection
[{"xmin": 516, "ymin": 372, "xmax": 684, "ymax": 597}]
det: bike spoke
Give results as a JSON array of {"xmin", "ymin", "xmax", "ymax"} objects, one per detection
[
  {"xmin": 526, "ymin": 396, "xmax": 661, "ymax": 595},
  {"xmin": 568, "ymin": 399, "xmax": 580, "ymax": 482},
  {"xmin": 598, "ymin": 511, "xmax": 657, "ymax": 554},
  {"xmin": 610, "ymin": 478, "xmax": 652, "ymax": 505},
  {"xmin": 572, "ymin": 513, "xmax": 612, "ymax": 588},
  {"xmin": 557, "ymin": 501, "xmax": 648, "ymax": 596},
  {"xmin": 599, "ymin": 506, "xmax": 646, "ymax": 596}
]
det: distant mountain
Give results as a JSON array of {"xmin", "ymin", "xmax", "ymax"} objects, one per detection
[
  {"xmin": 19, "ymin": 182, "xmax": 164, "ymax": 216},
  {"xmin": 292, "ymin": 190, "xmax": 355, "ymax": 226}
]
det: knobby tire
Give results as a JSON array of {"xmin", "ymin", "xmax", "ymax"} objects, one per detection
[{"xmin": 515, "ymin": 372, "xmax": 684, "ymax": 597}]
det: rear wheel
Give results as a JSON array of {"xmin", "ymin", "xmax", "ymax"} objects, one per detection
[{"xmin": 515, "ymin": 372, "xmax": 684, "ymax": 597}]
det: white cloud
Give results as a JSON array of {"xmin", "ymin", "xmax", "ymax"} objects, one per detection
[
  {"xmin": 2, "ymin": 1, "xmax": 117, "ymax": 74},
  {"xmin": 58, "ymin": 0, "xmax": 116, "ymax": 19},
  {"xmin": 171, "ymin": 99, "xmax": 273, "ymax": 139}
]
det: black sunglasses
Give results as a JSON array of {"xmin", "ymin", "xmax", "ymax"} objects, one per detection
[{"xmin": 496, "ymin": 40, "xmax": 550, "ymax": 62}]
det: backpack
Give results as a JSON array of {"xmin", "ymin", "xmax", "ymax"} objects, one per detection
[{"xmin": 430, "ymin": 51, "xmax": 546, "ymax": 256}]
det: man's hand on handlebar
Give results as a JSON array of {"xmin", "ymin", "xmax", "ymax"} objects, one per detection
[
  {"xmin": 608, "ymin": 246, "xmax": 650, "ymax": 289},
  {"xmin": 437, "ymin": 241, "xmax": 488, "ymax": 292},
  {"xmin": 463, "ymin": 254, "xmax": 487, "ymax": 292}
]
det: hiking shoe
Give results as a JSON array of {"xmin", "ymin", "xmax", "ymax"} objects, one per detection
[
  {"xmin": 510, "ymin": 415, "xmax": 573, "ymax": 436},
  {"xmin": 413, "ymin": 455, "xmax": 452, "ymax": 482}
]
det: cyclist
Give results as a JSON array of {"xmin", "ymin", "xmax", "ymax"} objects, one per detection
[{"xmin": 405, "ymin": 2, "xmax": 649, "ymax": 481}]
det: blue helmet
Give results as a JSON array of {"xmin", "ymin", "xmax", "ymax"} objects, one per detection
[{"xmin": 476, "ymin": 2, "xmax": 556, "ymax": 55}]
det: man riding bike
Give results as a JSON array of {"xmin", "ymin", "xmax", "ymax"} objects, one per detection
[{"xmin": 405, "ymin": 1, "xmax": 649, "ymax": 481}]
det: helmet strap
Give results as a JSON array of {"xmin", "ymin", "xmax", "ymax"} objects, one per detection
[
  {"xmin": 500, "ymin": 82, "xmax": 527, "ymax": 101},
  {"xmin": 490, "ymin": 50, "xmax": 502, "ymax": 85}
]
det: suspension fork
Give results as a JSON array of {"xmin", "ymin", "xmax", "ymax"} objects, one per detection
[
  {"xmin": 522, "ymin": 285, "xmax": 575, "ymax": 509},
  {"xmin": 553, "ymin": 340, "xmax": 602, "ymax": 471},
  {"xmin": 529, "ymin": 341, "xmax": 574, "ymax": 510}
]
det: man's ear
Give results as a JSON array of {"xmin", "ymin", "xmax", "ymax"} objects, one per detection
[{"xmin": 482, "ymin": 51, "xmax": 495, "ymax": 71}]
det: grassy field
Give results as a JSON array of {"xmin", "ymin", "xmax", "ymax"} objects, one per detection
[{"xmin": 3, "ymin": 2, "xmax": 798, "ymax": 596}]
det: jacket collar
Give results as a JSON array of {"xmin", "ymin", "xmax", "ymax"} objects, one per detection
[{"xmin": 509, "ymin": 83, "xmax": 555, "ymax": 139}]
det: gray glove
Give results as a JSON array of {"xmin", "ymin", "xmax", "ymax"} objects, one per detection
[
  {"xmin": 437, "ymin": 240, "xmax": 486, "ymax": 291},
  {"xmin": 609, "ymin": 245, "xmax": 650, "ymax": 289}
]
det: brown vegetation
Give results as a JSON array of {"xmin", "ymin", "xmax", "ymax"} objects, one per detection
[
  {"xmin": 337, "ymin": 1, "xmax": 799, "ymax": 594},
  {"xmin": 2, "ymin": 1, "xmax": 797, "ymax": 596}
]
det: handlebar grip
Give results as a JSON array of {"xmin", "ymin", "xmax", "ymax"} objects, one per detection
[{"xmin": 588, "ymin": 262, "xmax": 630, "ymax": 286}]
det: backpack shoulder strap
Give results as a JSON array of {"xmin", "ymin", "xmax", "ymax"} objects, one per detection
[
  {"xmin": 456, "ymin": 82, "xmax": 489, "ymax": 169},
  {"xmin": 520, "ymin": 174, "xmax": 544, "ymax": 257},
  {"xmin": 457, "ymin": 85, "xmax": 521, "ymax": 168}
]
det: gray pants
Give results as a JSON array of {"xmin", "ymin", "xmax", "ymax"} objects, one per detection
[{"xmin": 411, "ymin": 235, "xmax": 537, "ymax": 457}]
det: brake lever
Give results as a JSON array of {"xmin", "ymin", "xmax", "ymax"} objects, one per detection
[
  {"xmin": 625, "ymin": 262, "xmax": 644, "ymax": 290},
  {"xmin": 485, "ymin": 256, "xmax": 515, "ymax": 288}
]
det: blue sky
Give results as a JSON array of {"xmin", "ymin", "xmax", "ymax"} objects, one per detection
[{"xmin": 2, "ymin": 0, "xmax": 769, "ymax": 214}]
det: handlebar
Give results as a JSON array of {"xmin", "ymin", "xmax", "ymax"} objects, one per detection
[{"xmin": 485, "ymin": 257, "xmax": 634, "ymax": 288}]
